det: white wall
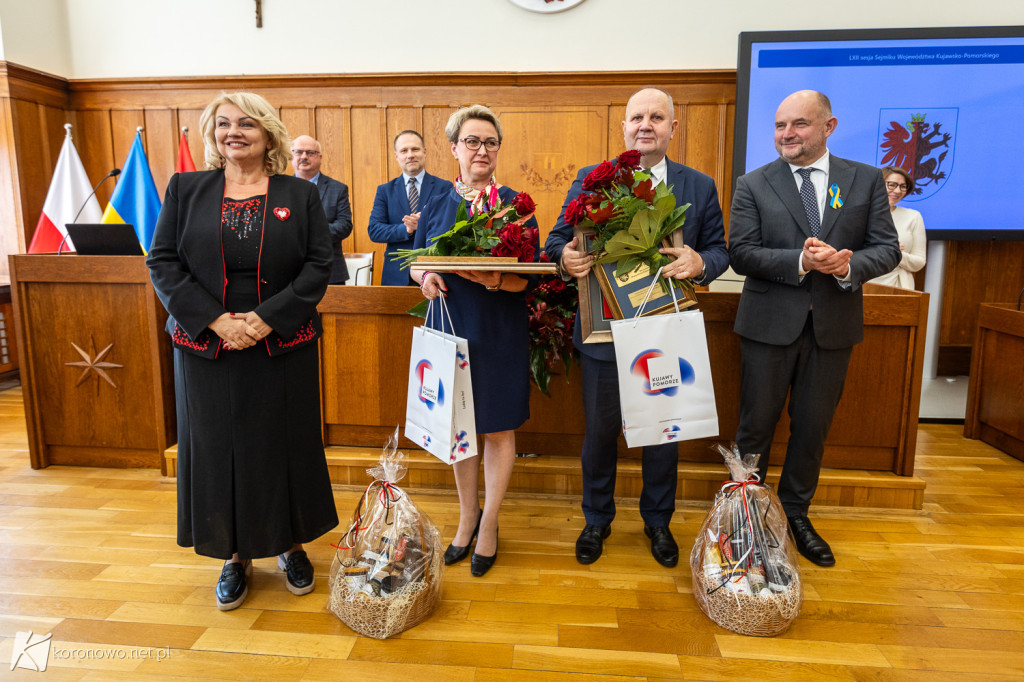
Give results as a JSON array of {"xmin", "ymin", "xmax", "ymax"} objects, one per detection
[
  {"xmin": 2, "ymin": 0, "xmax": 1022, "ymax": 79},
  {"xmin": 0, "ymin": 0, "xmax": 71, "ymax": 76}
]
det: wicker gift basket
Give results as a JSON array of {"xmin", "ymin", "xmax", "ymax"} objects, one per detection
[
  {"xmin": 327, "ymin": 429, "xmax": 443, "ymax": 639},
  {"xmin": 690, "ymin": 444, "xmax": 803, "ymax": 637}
]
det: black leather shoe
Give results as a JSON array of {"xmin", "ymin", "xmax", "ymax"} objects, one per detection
[
  {"xmin": 216, "ymin": 559, "xmax": 251, "ymax": 611},
  {"xmin": 277, "ymin": 550, "xmax": 315, "ymax": 595},
  {"xmin": 575, "ymin": 524, "xmax": 610, "ymax": 565},
  {"xmin": 788, "ymin": 515, "xmax": 836, "ymax": 567},
  {"xmin": 644, "ymin": 525, "xmax": 679, "ymax": 568},
  {"xmin": 470, "ymin": 549, "xmax": 497, "ymax": 577},
  {"xmin": 444, "ymin": 509, "xmax": 482, "ymax": 565}
]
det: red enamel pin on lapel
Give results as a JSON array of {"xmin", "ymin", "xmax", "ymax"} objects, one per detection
[{"xmin": 273, "ymin": 207, "xmax": 291, "ymax": 221}]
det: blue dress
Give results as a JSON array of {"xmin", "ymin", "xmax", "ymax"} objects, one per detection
[{"xmin": 414, "ymin": 186, "xmax": 539, "ymax": 433}]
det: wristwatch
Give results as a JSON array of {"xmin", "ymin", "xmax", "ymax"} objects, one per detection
[{"xmin": 486, "ymin": 273, "xmax": 505, "ymax": 291}]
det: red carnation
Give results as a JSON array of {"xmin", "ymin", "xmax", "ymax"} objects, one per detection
[
  {"xmin": 511, "ymin": 192, "xmax": 536, "ymax": 216},
  {"xmin": 617, "ymin": 149, "xmax": 643, "ymax": 168},
  {"xmin": 581, "ymin": 160, "xmax": 616, "ymax": 191},
  {"xmin": 564, "ymin": 195, "xmax": 588, "ymax": 226}
]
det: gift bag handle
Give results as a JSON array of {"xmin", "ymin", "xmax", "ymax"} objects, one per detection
[
  {"xmin": 631, "ymin": 266, "xmax": 680, "ymax": 326},
  {"xmin": 424, "ymin": 294, "xmax": 458, "ymax": 336}
]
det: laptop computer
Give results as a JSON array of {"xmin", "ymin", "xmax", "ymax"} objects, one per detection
[{"xmin": 65, "ymin": 224, "xmax": 144, "ymax": 256}]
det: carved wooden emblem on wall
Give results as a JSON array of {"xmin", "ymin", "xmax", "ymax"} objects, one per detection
[
  {"xmin": 65, "ymin": 339, "xmax": 123, "ymax": 389},
  {"xmin": 506, "ymin": 0, "xmax": 588, "ymax": 13},
  {"xmin": 520, "ymin": 162, "xmax": 577, "ymax": 192}
]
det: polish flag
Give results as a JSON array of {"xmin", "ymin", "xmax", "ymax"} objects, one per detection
[
  {"xmin": 176, "ymin": 127, "xmax": 196, "ymax": 173},
  {"xmin": 27, "ymin": 126, "xmax": 102, "ymax": 253}
]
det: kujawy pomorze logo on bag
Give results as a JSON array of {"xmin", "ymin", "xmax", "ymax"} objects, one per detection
[{"xmin": 10, "ymin": 630, "xmax": 52, "ymax": 672}]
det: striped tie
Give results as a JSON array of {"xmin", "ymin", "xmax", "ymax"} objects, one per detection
[
  {"xmin": 797, "ymin": 168, "xmax": 820, "ymax": 238},
  {"xmin": 407, "ymin": 177, "xmax": 419, "ymax": 214}
]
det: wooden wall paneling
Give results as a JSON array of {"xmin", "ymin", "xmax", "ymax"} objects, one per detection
[
  {"xmin": 75, "ymin": 109, "xmax": 114, "ymax": 206},
  {"xmin": 606, "ymin": 104, "xmax": 626, "ymax": 159},
  {"xmin": 497, "ymin": 106, "xmax": 606, "ymax": 238},
  {"xmin": 422, "ymin": 105, "xmax": 458, "ymax": 183},
  {"xmin": 384, "ymin": 106, "xmax": 420, "ymax": 180},
  {"xmin": 0, "ymin": 98, "xmax": 26, "ymax": 274},
  {"xmin": 42, "ymin": 104, "xmax": 70, "ymax": 167},
  {"xmin": 348, "ymin": 106, "xmax": 386, "ymax": 283},
  {"xmin": 11, "ymin": 99, "xmax": 48, "ymax": 252},
  {"xmin": 142, "ymin": 108, "xmax": 175, "ymax": 198},
  {"xmin": 721, "ymin": 102, "xmax": 735, "ymax": 234},
  {"xmin": 313, "ymin": 106, "xmax": 356, "ymax": 265},
  {"xmin": 279, "ymin": 106, "xmax": 312, "ymax": 176},
  {"xmin": 110, "ymin": 110, "xmax": 145, "ymax": 179},
  {"xmin": 682, "ymin": 103, "xmax": 723, "ymax": 182},
  {"xmin": 941, "ymin": 241, "xmax": 1024, "ymax": 348}
]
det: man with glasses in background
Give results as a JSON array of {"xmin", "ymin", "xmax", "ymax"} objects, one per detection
[{"xmin": 292, "ymin": 135, "xmax": 353, "ymax": 284}]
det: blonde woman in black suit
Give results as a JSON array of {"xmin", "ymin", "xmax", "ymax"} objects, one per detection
[{"xmin": 148, "ymin": 92, "xmax": 338, "ymax": 611}]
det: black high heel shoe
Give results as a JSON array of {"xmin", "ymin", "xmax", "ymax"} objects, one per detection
[
  {"xmin": 470, "ymin": 527, "xmax": 498, "ymax": 577},
  {"xmin": 443, "ymin": 510, "xmax": 482, "ymax": 565}
]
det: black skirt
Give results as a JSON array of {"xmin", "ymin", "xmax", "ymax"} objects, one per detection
[{"xmin": 174, "ymin": 342, "xmax": 339, "ymax": 560}]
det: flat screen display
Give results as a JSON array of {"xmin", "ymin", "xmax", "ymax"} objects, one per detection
[{"xmin": 735, "ymin": 26, "xmax": 1024, "ymax": 240}]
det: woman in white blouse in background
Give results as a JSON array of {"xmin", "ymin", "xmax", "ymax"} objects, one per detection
[{"xmin": 869, "ymin": 166, "xmax": 926, "ymax": 289}]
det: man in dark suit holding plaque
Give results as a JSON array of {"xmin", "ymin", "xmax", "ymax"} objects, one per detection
[
  {"xmin": 368, "ymin": 130, "xmax": 452, "ymax": 285},
  {"xmin": 292, "ymin": 135, "xmax": 353, "ymax": 285},
  {"xmin": 730, "ymin": 90, "xmax": 900, "ymax": 567},
  {"xmin": 545, "ymin": 87, "xmax": 729, "ymax": 567}
]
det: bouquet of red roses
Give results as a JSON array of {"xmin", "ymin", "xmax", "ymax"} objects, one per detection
[
  {"xmin": 395, "ymin": 189, "xmax": 538, "ymax": 269},
  {"xmin": 563, "ymin": 150, "xmax": 692, "ymax": 291},
  {"xmin": 526, "ymin": 257, "xmax": 579, "ymax": 395}
]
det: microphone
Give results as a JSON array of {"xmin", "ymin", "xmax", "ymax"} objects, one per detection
[{"xmin": 58, "ymin": 168, "xmax": 121, "ymax": 254}]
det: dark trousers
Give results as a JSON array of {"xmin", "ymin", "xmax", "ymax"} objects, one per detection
[
  {"xmin": 735, "ymin": 316, "xmax": 852, "ymax": 516},
  {"xmin": 580, "ymin": 353, "xmax": 678, "ymax": 527}
]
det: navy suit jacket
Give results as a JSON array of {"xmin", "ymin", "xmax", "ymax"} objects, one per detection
[
  {"xmin": 367, "ymin": 172, "xmax": 452, "ymax": 285},
  {"xmin": 313, "ymin": 173, "xmax": 352, "ymax": 284},
  {"xmin": 147, "ymin": 170, "xmax": 333, "ymax": 358},
  {"xmin": 729, "ymin": 155, "xmax": 900, "ymax": 349},
  {"xmin": 545, "ymin": 158, "xmax": 729, "ymax": 362}
]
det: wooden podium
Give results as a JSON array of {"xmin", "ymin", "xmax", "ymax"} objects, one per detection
[
  {"xmin": 965, "ymin": 303, "xmax": 1024, "ymax": 461},
  {"xmin": 9, "ymin": 255, "xmax": 175, "ymax": 471}
]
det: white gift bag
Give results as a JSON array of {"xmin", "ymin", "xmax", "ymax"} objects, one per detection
[
  {"xmin": 610, "ymin": 270, "xmax": 719, "ymax": 447},
  {"xmin": 404, "ymin": 296, "xmax": 478, "ymax": 464}
]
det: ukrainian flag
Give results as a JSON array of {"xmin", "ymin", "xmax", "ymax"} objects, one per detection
[{"xmin": 102, "ymin": 130, "xmax": 161, "ymax": 251}]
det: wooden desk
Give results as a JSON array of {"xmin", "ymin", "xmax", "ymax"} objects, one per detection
[
  {"xmin": 318, "ymin": 283, "xmax": 928, "ymax": 477},
  {"xmin": 9, "ymin": 255, "xmax": 175, "ymax": 471},
  {"xmin": 965, "ymin": 303, "xmax": 1024, "ymax": 461}
]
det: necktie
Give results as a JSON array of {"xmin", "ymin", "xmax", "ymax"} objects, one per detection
[
  {"xmin": 797, "ymin": 168, "xmax": 820, "ymax": 238},
  {"xmin": 407, "ymin": 177, "xmax": 419, "ymax": 214}
]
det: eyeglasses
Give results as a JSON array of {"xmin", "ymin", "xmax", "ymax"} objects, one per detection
[
  {"xmin": 291, "ymin": 149, "xmax": 321, "ymax": 157},
  {"xmin": 885, "ymin": 181, "xmax": 908, "ymax": 192},
  {"xmin": 459, "ymin": 137, "xmax": 501, "ymax": 152}
]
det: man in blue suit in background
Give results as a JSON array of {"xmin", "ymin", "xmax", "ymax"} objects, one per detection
[
  {"xmin": 545, "ymin": 87, "xmax": 729, "ymax": 569},
  {"xmin": 292, "ymin": 135, "xmax": 352, "ymax": 285},
  {"xmin": 368, "ymin": 130, "xmax": 452, "ymax": 285}
]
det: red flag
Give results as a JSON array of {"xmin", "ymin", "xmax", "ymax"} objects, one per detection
[{"xmin": 176, "ymin": 130, "xmax": 196, "ymax": 173}]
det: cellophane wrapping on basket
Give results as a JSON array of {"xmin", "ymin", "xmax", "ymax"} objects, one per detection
[
  {"xmin": 690, "ymin": 444, "xmax": 802, "ymax": 637},
  {"xmin": 327, "ymin": 428, "xmax": 443, "ymax": 639}
]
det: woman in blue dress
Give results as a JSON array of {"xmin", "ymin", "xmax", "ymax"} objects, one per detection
[{"xmin": 412, "ymin": 105, "xmax": 539, "ymax": 577}]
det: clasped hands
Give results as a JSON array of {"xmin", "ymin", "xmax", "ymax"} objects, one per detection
[
  {"xmin": 801, "ymin": 237, "xmax": 852, "ymax": 277},
  {"xmin": 403, "ymin": 212, "xmax": 420, "ymax": 235},
  {"xmin": 560, "ymin": 237, "xmax": 704, "ymax": 280},
  {"xmin": 210, "ymin": 311, "xmax": 272, "ymax": 350}
]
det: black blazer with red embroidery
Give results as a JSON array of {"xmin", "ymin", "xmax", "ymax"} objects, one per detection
[{"xmin": 147, "ymin": 169, "xmax": 333, "ymax": 358}]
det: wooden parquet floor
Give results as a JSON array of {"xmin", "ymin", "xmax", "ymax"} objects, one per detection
[{"xmin": 1, "ymin": 385, "xmax": 1022, "ymax": 680}]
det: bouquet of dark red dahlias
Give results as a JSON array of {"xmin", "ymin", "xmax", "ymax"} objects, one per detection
[
  {"xmin": 395, "ymin": 189, "xmax": 538, "ymax": 269},
  {"xmin": 564, "ymin": 150, "xmax": 692, "ymax": 292},
  {"xmin": 526, "ymin": 255, "xmax": 579, "ymax": 395}
]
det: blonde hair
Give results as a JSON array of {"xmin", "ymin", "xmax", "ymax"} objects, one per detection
[
  {"xmin": 199, "ymin": 92, "xmax": 291, "ymax": 175},
  {"xmin": 445, "ymin": 105, "xmax": 502, "ymax": 144}
]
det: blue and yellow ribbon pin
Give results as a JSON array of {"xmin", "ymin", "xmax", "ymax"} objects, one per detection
[{"xmin": 829, "ymin": 184, "xmax": 843, "ymax": 209}]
